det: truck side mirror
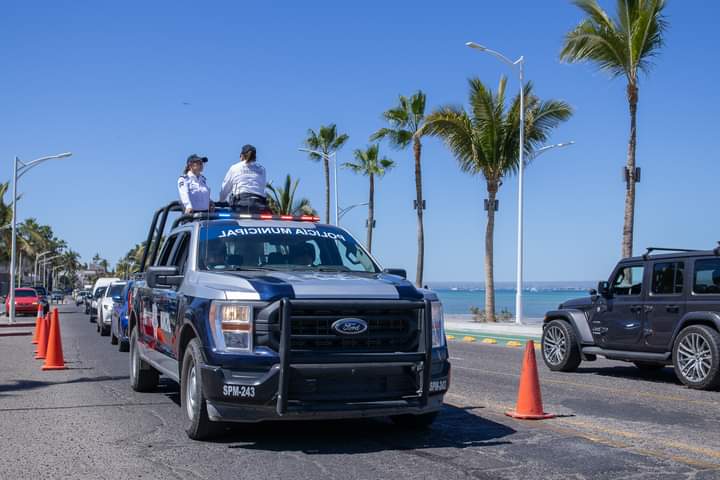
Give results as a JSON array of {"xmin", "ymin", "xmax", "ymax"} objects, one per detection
[
  {"xmin": 597, "ymin": 281, "xmax": 611, "ymax": 297},
  {"xmin": 383, "ymin": 268, "xmax": 407, "ymax": 279},
  {"xmin": 146, "ymin": 266, "xmax": 183, "ymax": 289}
]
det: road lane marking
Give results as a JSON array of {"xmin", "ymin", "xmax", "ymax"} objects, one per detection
[{"xmin": 451, "ymin": 364, "xmax": 719, "ymax": 408}]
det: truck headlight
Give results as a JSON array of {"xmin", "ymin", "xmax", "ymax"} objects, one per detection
[
  {"xmin": 209, "ymin": 301, "xmax": 253, "ymax": 352},
  {"xmin": 431, "ymin": 301, "xmax": 446, "ymax": 348}
]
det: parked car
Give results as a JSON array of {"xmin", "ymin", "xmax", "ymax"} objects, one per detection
[
  {"xmin": 129, "ymin": 202, "xmax": 449, "ymax": 440},
  {"xmin": 32, "ymin": 285, "xmax": 50, "ymax": 315},
  {"xmin": 89, "ymin": 277, "xmax": 121, "ymax": 322},
  {"xmin": 51, "ymin": 291, "xmax": 64, "ymax": 303},
  {"xmin": 542, "ymin": 246, "xmax": 720, "ymax": 390},
  {"xmin": 97, "ymin": 281, "xmax": 126, "ymax": 336},
  {"xmin": 5, "ymin": 288, "xmax": 41, "ymax": 317},
  {"xmin": 111, "ymin": 281, "xmax": 134, "ymax": 352},
  {"xmin": 89, "ymin": 287, "xmax": 107, "ymax": 323}
]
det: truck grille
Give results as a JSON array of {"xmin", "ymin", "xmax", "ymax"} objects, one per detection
[{"xmin": 255, "ymin": 302, "xmax": 422, "ymax": 353}]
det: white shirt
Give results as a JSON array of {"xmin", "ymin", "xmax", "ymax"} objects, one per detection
[
  {"xmin": 177, "ymin": 172, "xmax": 211, "ymax": 211},
  {"xmin": 219, "ymin": 161, "xmax": 267, "ymax": 201}
]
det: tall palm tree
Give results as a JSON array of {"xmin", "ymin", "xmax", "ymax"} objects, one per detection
[
  {"xmin": 343, "ymin": 145, "xmax": 395, "ymax": 253},
  {"xmin": 371, "ymin": 91, "xmax": 428, "ymax": 287},
  {"xmin": 421, "ymin": 77, "xmax": 572, "ymax": 321},
  {"xmin": 303, "ymin": 124, "xmax": 349, "ymax": 223},
  {"xmin": 560, "ymin": 0, "xmax": 667, "ymax": 258},
  {"xmin": 266, "ymin": 175, "xmax": 317, "ymax": 216}
]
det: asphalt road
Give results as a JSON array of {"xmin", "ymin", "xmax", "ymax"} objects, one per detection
[{"xmin": 1, "ymin": 305, "xmax": 718, "ymax": 479}]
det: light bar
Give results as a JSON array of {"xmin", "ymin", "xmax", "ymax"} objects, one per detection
[{"xmin": 188, "ymin": 211, "xmax": 321, "ymax": 223}]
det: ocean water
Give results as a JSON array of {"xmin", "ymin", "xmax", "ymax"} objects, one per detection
[{"xmin": 433, "ymin": 287, "xmax": 592, "ymax": 318}]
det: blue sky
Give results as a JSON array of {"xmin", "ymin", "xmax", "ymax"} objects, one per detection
[{"xmin": 1, "ymin": 1, "xmax": 717, "ymax": 283}]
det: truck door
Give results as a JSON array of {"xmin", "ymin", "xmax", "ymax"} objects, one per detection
[
  {"xmin": 592, "ymin": 264, "xmax": 646, "ymax": 349},
  {"xmin": 643, "ymin": 260, "xmax": 686, "ymax": 352},
  {"xmin": 147, "ymin": 233, "xmax": 179, "ymax": 372}
]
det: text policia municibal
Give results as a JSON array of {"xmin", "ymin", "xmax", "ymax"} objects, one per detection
[{"xmin": 218, "ymin": 226, "xmax": 346, "ymax": 241}]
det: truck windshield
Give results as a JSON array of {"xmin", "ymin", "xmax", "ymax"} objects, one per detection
[{"xmin": 198, "ymin": 222, "xmax": 379, "ymax": 273}]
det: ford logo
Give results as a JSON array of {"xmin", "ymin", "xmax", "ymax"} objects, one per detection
[{"xmin": 331, "ymin": 318, "xmax": 368, "ymax": 336}]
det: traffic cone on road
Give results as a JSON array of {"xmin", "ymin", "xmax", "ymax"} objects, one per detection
[
  {"xmin": 42, "ymin": 308, "xmax": 66, "ymax": 370},
  {"xmin": 34, "ymin": 313, "xmax": 50, "ymax": 359},
  {"xmin": 31, "ymin": 305, "xmax": 43, "ymax": 344},
  {"xmin": 505, "ymin": 340, "xmax": 555, "ymax": 420}
]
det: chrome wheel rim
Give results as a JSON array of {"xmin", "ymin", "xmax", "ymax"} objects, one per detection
[
  {"xmin": 677, "ymin": 333, "xmax": 712, "ymax": 383},
  {"xmin": 544, "ymin": 326, "xmax": 567, "ymax": 365},
  {"xmin": 186, "ymin": 364, "xmax": 198, "ymax": 420}
]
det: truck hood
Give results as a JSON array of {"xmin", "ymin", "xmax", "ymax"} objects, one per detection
[
  {"xmin": 558, "ymin": 295, "xmax": 593, "ymax": 310},
  {"xmin": 190, "ymin": 270, "xmax": 424, "ymax": 301}
]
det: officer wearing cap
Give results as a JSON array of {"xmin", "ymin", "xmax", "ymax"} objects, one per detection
[
  {"xmin": 178, "ymin": 154, "xmax": 211, "ymax": 214},
  {"xmin": 219, "ymin": 144, "xmax": 267, "ymax": 209}
]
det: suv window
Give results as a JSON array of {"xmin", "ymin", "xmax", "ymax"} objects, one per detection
[
  {"xmin": 172, "ymin": 233, "xmax": 191, "ymax": 273},
  {"xmin": 158, "ymin": 235, "xmax": 177, "ymax": 266},
  {"xmin": 651, "ymin": 262, "xmax": 684, "ymax": 295},
  {"xmin": 612, "ymin": 265, "xmax": 644, "ymax": 296},
  {"xmin": 693, "ymin": 258, "xmax": 720, "ymax": 294}
]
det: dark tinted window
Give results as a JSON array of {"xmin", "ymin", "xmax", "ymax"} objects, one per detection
[
  {"xmin": 612, "ymin": 265, "xmax": 644, "ymax": 296},
  {"xmin": 158, "ymin": 235, "xmax": 177, "ymax": 266},
  {"xmin": 693, "ymin": 259, "xmax": 720, "ymax": 294},
  {"xmin": 94, "ymin": 287, "xmax": 107, "ymax": 298},
  {"xmin": 34, "ymin": 286, "xmax": 47, "ymax": 296},
  {"xmin": 172, "ymin": 233, "xmax": 191, "ymax": 272},
  {"xmin": 108, "ymin": 284, "xmax": 125, "ymax": 297},
  {"xmin": 15, "ymin": 290, "xmax": 37, "ymax": 298},
  {"xmin": 651, "ymin": 262, "xmax": 684, "ymax": 295}
]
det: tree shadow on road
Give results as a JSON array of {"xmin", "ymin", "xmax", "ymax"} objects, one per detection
[
  {"xmin": 0, "ymin": 375, "xmax": 129, "ymax": 396},
  {"xmin": 204, "ymin": 404, "xmax": 515, "ymax": 454}
]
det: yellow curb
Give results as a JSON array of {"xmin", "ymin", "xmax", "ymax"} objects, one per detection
[
  {"xmin": 506, "ymin": 340, "xmax": 523, "ymax": 347},
  {"xmin": 481, "ymin": 338, "xmax": 497, "ymax": 344},
  {"xmin": 534, "ymin": 343, "xmax": 542, "ymax": 349},
  {"xmin": 446, "ymin": 335, "xmax": 456, "ymax": 340},
  {"xmin": 462, "ymin": 336, "xmax": 476, "ymax": 342}
]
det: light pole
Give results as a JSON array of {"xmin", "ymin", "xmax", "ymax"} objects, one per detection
[
  {"xmin": 8, "ymin": 152, "xmax": 72, "ymax": 323},
  {"xmin": 298, "ymin": 148, "xmax": 339, "ymax": 225},
  {"xmin": 531, "ymin": 142, "xmax": 575, "ymax": 160},
  {"xmin": 34, "ymin": 251, "xmax": 53, "ymax": 284},
  {"xmin": 338, "ymin": 202, "xmax": 369, "ymax": 221},
  {"xmin": 40, "ymin": 255, "xmax": 62, "ymax": 291},
  {"xmin": 466, "ymin": 41, "xmax": 527, "ymax": 324}
]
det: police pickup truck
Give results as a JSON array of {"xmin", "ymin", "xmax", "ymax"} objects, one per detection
[{"xmin": 129, "ymin": 202, "xmax": 450, "ymax": 440}]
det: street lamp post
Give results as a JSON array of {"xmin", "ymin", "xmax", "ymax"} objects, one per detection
[
  {"xmin": 338, "ymin": 202, "xmax": 369, "ymax": 221},
  {"xmin": 466, "ymin": 42, "xmax": 528, "ymax": 324},
  {"xmin": 298, "ymin": 148, "xmax": 339, "ymax": 225},
  {"xmin": 40, "ymin": 255, "xmax": 62, "ymax": 291},
  {"xmin": 34, "ymin": 251, "xmax": 52, "ymax": 284},
  {"xmin": 8, "ymin": 152, "xmax": 72, "ymax": 323}
]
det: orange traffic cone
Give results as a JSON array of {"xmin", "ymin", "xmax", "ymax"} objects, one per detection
[
  {"xmin": 34, "ymin": 313, "xmax": 50, "ymax": 359},
  {"xmin": 31, "ymin": 305, "xmax": 43, "ymax": 344},
  {"xmin": 42, "ymin": 308, "xmax": 66, "ymax": 370},
  {"xmin": 505, "ymin": 340, "xmax": 555, "ymax": 420}
]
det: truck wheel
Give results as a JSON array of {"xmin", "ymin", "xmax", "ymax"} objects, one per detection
[
  {"xmin": 110, "ymin": 328, "xmax": 118, "ymax": 345},
  {"xmin": 633, "ymin": 361, "xmax": 665, "ymax": 371},
  {"xmin": 672, "ymin": 325, "xmax": 720, "ymax": 390},
  {"xmin": 542, "ymin": 320, "xmax": 581, "ymax": 372},
  {"xmin": 391, "ymin": 412, "xmax": 438, "ymax": 429},
  {"xmin": 129, "ymin": 327, "xmax": 159, "ymax": 392},
  {"xmin": 181, "ymin": 338, "xmax": 220, "ymax": 440}
]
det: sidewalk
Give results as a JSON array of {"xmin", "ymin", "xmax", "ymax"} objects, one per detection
[{"xmin": 445, "ymin": 314, "xmax": 542, "ymax": 342}]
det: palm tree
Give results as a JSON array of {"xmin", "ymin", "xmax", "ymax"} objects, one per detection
[
  {"xmin": 371, "ymin": 91, "xmax": 428, "ymax": 287},
  {"xmin": 0, "ymin": 182, "xmax": 14, "ymax": 264},
  {"xmin": 266, "ymin": 175, "xmax": 317, "ymax": 216},
  {"xmin": 303, "ymin": 124, "xmax": 349, "ymax": 223},
  {"xmin": 421, "ymin": 77, "xmax": 572, "ymax": 321},
  {"xmin": 560, "ymin": 0, "xmax": 667, "ymax": 258},
  {"xmin": 343, "ymin": 145, "xmax": 395, "ymax": 253}
]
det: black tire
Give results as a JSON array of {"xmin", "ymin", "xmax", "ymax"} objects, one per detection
[
  {"xmin": 129, "ymin": 327, "xmax": 159, "ymax": 392},
  {"xmin": 541, "ymin": 319, "xmax": 582, "ymax": 372},
  {"xmin": 181, "ymin": 338, "xmax": 220, "ymax": 440},
  {"xmin": 110, "ymin": 328, "xmax": 118, "ymax": 344},
  {"xmin": 672, "ymin": 325, "xmax": 720, "ymax": 390},
  {"xmin": 390, "ymin": 412, "xmax": 439, "ymax": 429},
  {"xmin": 633, "ymin": 361, "xmax": 666, "ymax": 371},
  {"xmin": 119, "ymin": 339, "xmax": 129, "ymax": 353}
]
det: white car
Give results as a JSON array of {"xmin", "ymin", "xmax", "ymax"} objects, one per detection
[
  {"xmin": 97, "ymin": 281, "xmax": 126, "ymax": 336},
  {"xmin": 90, "ymin": 277, "xmax": 120, "ymax": 323}
]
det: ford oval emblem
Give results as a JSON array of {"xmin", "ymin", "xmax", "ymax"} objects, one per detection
[{"xmin": 331, "ymin": 318, "xmax": 368, "ymax": 336}]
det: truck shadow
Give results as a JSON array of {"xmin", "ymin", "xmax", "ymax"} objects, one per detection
[
  {"xmin": 214, "ymin": 404, "xmax": 515, "ymax": 454},
  {"xmin": 574, "ymin": 365, "xmax": 683, "ymax": 386}
]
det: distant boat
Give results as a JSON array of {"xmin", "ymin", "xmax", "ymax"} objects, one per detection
[{"xmin": 451, "ymin": 287, "xmax": 459, "ymax": 291}]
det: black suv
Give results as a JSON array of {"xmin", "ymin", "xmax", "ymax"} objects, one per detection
[{"xmin": 541, "ymin": 247, "xmax": 720, "ymax": 390}]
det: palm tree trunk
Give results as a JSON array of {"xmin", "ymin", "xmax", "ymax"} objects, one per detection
[
  {"xmin": 485, "ymin": 180, "xmax": 498, "ymax": 322},
  {"xmin": 413, "ymin": 137, "xmax": 425, "ymax": 288},
  {"xmin": 323, "ymin": 156, "xmax": 331, "ymax": 224},
  {"xmin": 367, "ymin": 173, "xmax": 375, "ymax": 252},
  {"xmin": 622, "ymin": 83, "xmax": 639, "ymax": 259}
]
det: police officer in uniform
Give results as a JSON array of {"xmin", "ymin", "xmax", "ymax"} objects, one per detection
[
  {"xmin": 178, "ymin": 154, "xmax": 211, "ymax": 214},
  {"xmin": 219, "ymin": 144, "xmax": 268, "ymax": 211}
]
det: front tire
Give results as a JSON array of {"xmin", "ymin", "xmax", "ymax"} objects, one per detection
[
  {"xmin": 542, "ymin": 319, "xmax": 581, "ymax": 372},
  {"xmin": 129, "ymin": 327, "xmax": 159, "ymax": 392},
  {"xmin": 672, "ymin": 325, "xmax": 720, "ymax": 390},
  {"xmin": 181, "ymin": 338, "xmax": 220, "ymax": 440}
]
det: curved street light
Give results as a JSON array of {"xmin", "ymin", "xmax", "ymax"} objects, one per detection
[
  {"xmin": 338, "ymin": 202, "xmax": 369, "ymax": 221},
  {"xmin": 298, "ymin": 148, "xmax": 339, "ymax": 226}
]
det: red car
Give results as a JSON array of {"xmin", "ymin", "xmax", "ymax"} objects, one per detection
[{"xmin": 5, "ymin": 288, "xmax": 40, "ymax": 316}]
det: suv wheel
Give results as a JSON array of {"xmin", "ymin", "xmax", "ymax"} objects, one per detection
[
  {"xmin": 181, "ymin": 338, "xmax": 220, "ymax": 440},
  {"xmin": 129, "ymin": 327, "xmax": 159, "ymax": 392},
  {"xmin": 672, "ymin": 325, "xmax": 720, "ymax": 390},
  {"xmin": 390, "ymin": 412, "xmax": 438, "ymax": 429},
  {"xmin": 542, "ymin": 320, "xmax": 581, "ymax": 372}
]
